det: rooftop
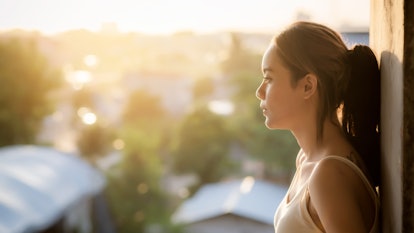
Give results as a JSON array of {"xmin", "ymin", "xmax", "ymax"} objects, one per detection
[
  {"xmin": 0, "ymin": 145, "xmax": 105, "ymax": 233},
  {"xmin": 172, "ymin": 176, "xmax": 288, "ymax": 225}
]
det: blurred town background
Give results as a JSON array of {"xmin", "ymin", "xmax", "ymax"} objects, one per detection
[{"xmin": 0, "ymin": 1, "xmax": 370, "ymax": 232}]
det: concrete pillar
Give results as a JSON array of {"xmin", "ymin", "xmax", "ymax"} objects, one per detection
[
  {"xmin": 402, "ymin": 1, "xmax": 414, "ymax": 232},
  {"xmin": 371, "ymin": 0, "xmax": 414, "ymax": 232}
]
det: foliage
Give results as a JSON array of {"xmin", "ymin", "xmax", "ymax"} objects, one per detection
[
  {"xmin": 171, "ymin": 105, "xmax": 234, "ymax": 189},
  {"xmin": 0, "ymin": 37, "xmax": 62, "ymax": 146},
  {"xmin": 122, "ymin": 89, "xmax": 166, "ymax": 127},
  {"xmin": 105, "ymin": 89, "xmax": 181, "ymax": 233},
  {"xmin": 105, "ymin": 129, "xmax": 167, "ymax": 233},
  {"xmin": 77, "ymin": 123, "xmax": 115, "ymax": 159}
]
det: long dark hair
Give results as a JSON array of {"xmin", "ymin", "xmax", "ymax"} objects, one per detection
[
  {"xmin": 274, "ymin": 21, "xmax": 381, "ymax": 187},
  {"xmin": 343, "ymin": 45, "xmax": 381, "ymax": 187}
]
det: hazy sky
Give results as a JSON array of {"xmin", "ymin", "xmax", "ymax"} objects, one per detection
[{"xmin": 0, "ymin": 0, "xmax": 370, "ymax": 35}]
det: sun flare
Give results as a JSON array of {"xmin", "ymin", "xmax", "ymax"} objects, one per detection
[{"xmin": 0, "ymin": 0, "xmax": 369, "ymax": 35}]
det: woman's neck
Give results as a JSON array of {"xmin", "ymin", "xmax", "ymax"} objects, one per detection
[{"xmin": 292, "ymin": 118, "xmax": 345, "ymax": 161}]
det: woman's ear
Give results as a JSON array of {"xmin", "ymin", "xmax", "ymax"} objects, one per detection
[{"xmin": 302, "ymin": 73, "xmax": 318, "ymax": 99}]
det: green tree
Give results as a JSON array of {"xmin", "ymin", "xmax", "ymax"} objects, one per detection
[
  {"xmin": 105, "ymin": 89, "xmax": 181, "ymax": 232},
  {"xmin": 106, "ymin": 129, "xmax": 169, "ymax": 233},
  {"xmin": 77, "ymin": 123, "xmax": 114, "ymax": 160},
  {"xmin": 122, "ymin": 89, "xmax": 165, "ymax": 127},
  {"xmin": 171, "ymin": 106, "xmax": 234, "ymax": 190},
  {"xmin": 0, "ymin": 37, "xmax": 62, "ymax": 146}
]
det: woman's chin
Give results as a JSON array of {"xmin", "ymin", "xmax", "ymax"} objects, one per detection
[
  {"xmin": 265, "ymin": 121, "xmax": 286, "ymax": 130},
  {"xmin": 264, "ymin": 121, "xmax": 278, "ymax": 129}
]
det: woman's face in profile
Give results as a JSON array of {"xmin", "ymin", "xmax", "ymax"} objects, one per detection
[{"xmin": 256, "ymin": 44, "xmax": 305, "ymax": 130}]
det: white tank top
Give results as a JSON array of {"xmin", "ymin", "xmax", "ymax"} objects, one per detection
[{"xmin": 274, "ymin": 156, "xmax": 380, "ymax": 233}]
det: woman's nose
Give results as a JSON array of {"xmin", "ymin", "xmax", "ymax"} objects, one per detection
[{"xmin": 256, "ymin": 82, "xmax": 265, "ymax": 100}]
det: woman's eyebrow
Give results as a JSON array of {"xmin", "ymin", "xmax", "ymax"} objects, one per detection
[{"xmin": 262, "ymin": 67, "xmax": 273, "ymax": 73}]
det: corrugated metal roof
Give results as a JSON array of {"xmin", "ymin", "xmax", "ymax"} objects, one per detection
[
  {"xmin": 172, "ymin": 177, "xmax": 288, "ymax": 225},
  {"xmin": 0, "ymin": 145, "xmax": 105, "ymax": 233}
]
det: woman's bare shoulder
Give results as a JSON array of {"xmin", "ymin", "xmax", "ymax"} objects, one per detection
[
  {"xmin": 309, "ymin": 156, "xmax": 367, "ymax": 198},
  {"xmin": 307, "ymin": 157, "xmax": 371, "ymax": 232}
]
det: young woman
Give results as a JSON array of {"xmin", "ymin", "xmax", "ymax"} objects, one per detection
[{"xmin": 256, "ymin": 21, "xmax": 380, "ymax": 233}]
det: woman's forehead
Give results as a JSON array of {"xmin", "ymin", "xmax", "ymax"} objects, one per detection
[{"xmin": 261, "ymin": 44, "xmax": 280, "ymax": 70}]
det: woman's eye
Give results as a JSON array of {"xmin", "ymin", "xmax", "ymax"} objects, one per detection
[{"xmin": 263, "ymin": 77, "xmax": 272, "ymax": 82}]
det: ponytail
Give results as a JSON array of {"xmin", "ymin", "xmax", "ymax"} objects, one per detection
[{"xmin": 342, "ymin": 45, "xmax": 381, "ymax": 187}]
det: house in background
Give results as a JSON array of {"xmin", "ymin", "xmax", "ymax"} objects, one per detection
[
  {"xmin": 0, "ymin": 145, "xmax": 107, "ymax": 233},
  {"xmin": 172, "ymin": 177, "xmax": 288, "ymax": 233}
]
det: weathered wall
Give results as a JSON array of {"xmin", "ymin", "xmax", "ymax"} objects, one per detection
[
  {"xmin": 402, "ymin": 0, "xmax": 414, "ymax": 231},
  {"xmin": 371, "ymin": 0, "xmax": 414, "ymax": 232},
  {"xmin": 370, "ymin": 0, "xmax": 404, "ymax": 232}
]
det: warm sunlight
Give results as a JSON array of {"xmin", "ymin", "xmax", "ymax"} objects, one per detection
[
  {"xmin": 0, "ymin": 1, "xmax": 376, "ymax": 232},
  {"xmin": 0, "ymin": 0, "xmax": 369, "ymax": 35},
  {"xmin": 208, "ymin": 100, "xmax": 234, "ymax": 115},
  {"xmin": 66, "ymin": 70, "xmax": 92, "ymax": 90},
  {"xmin": 77, "ymin": 107, "xmax": 97, "ymax": 125}
]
